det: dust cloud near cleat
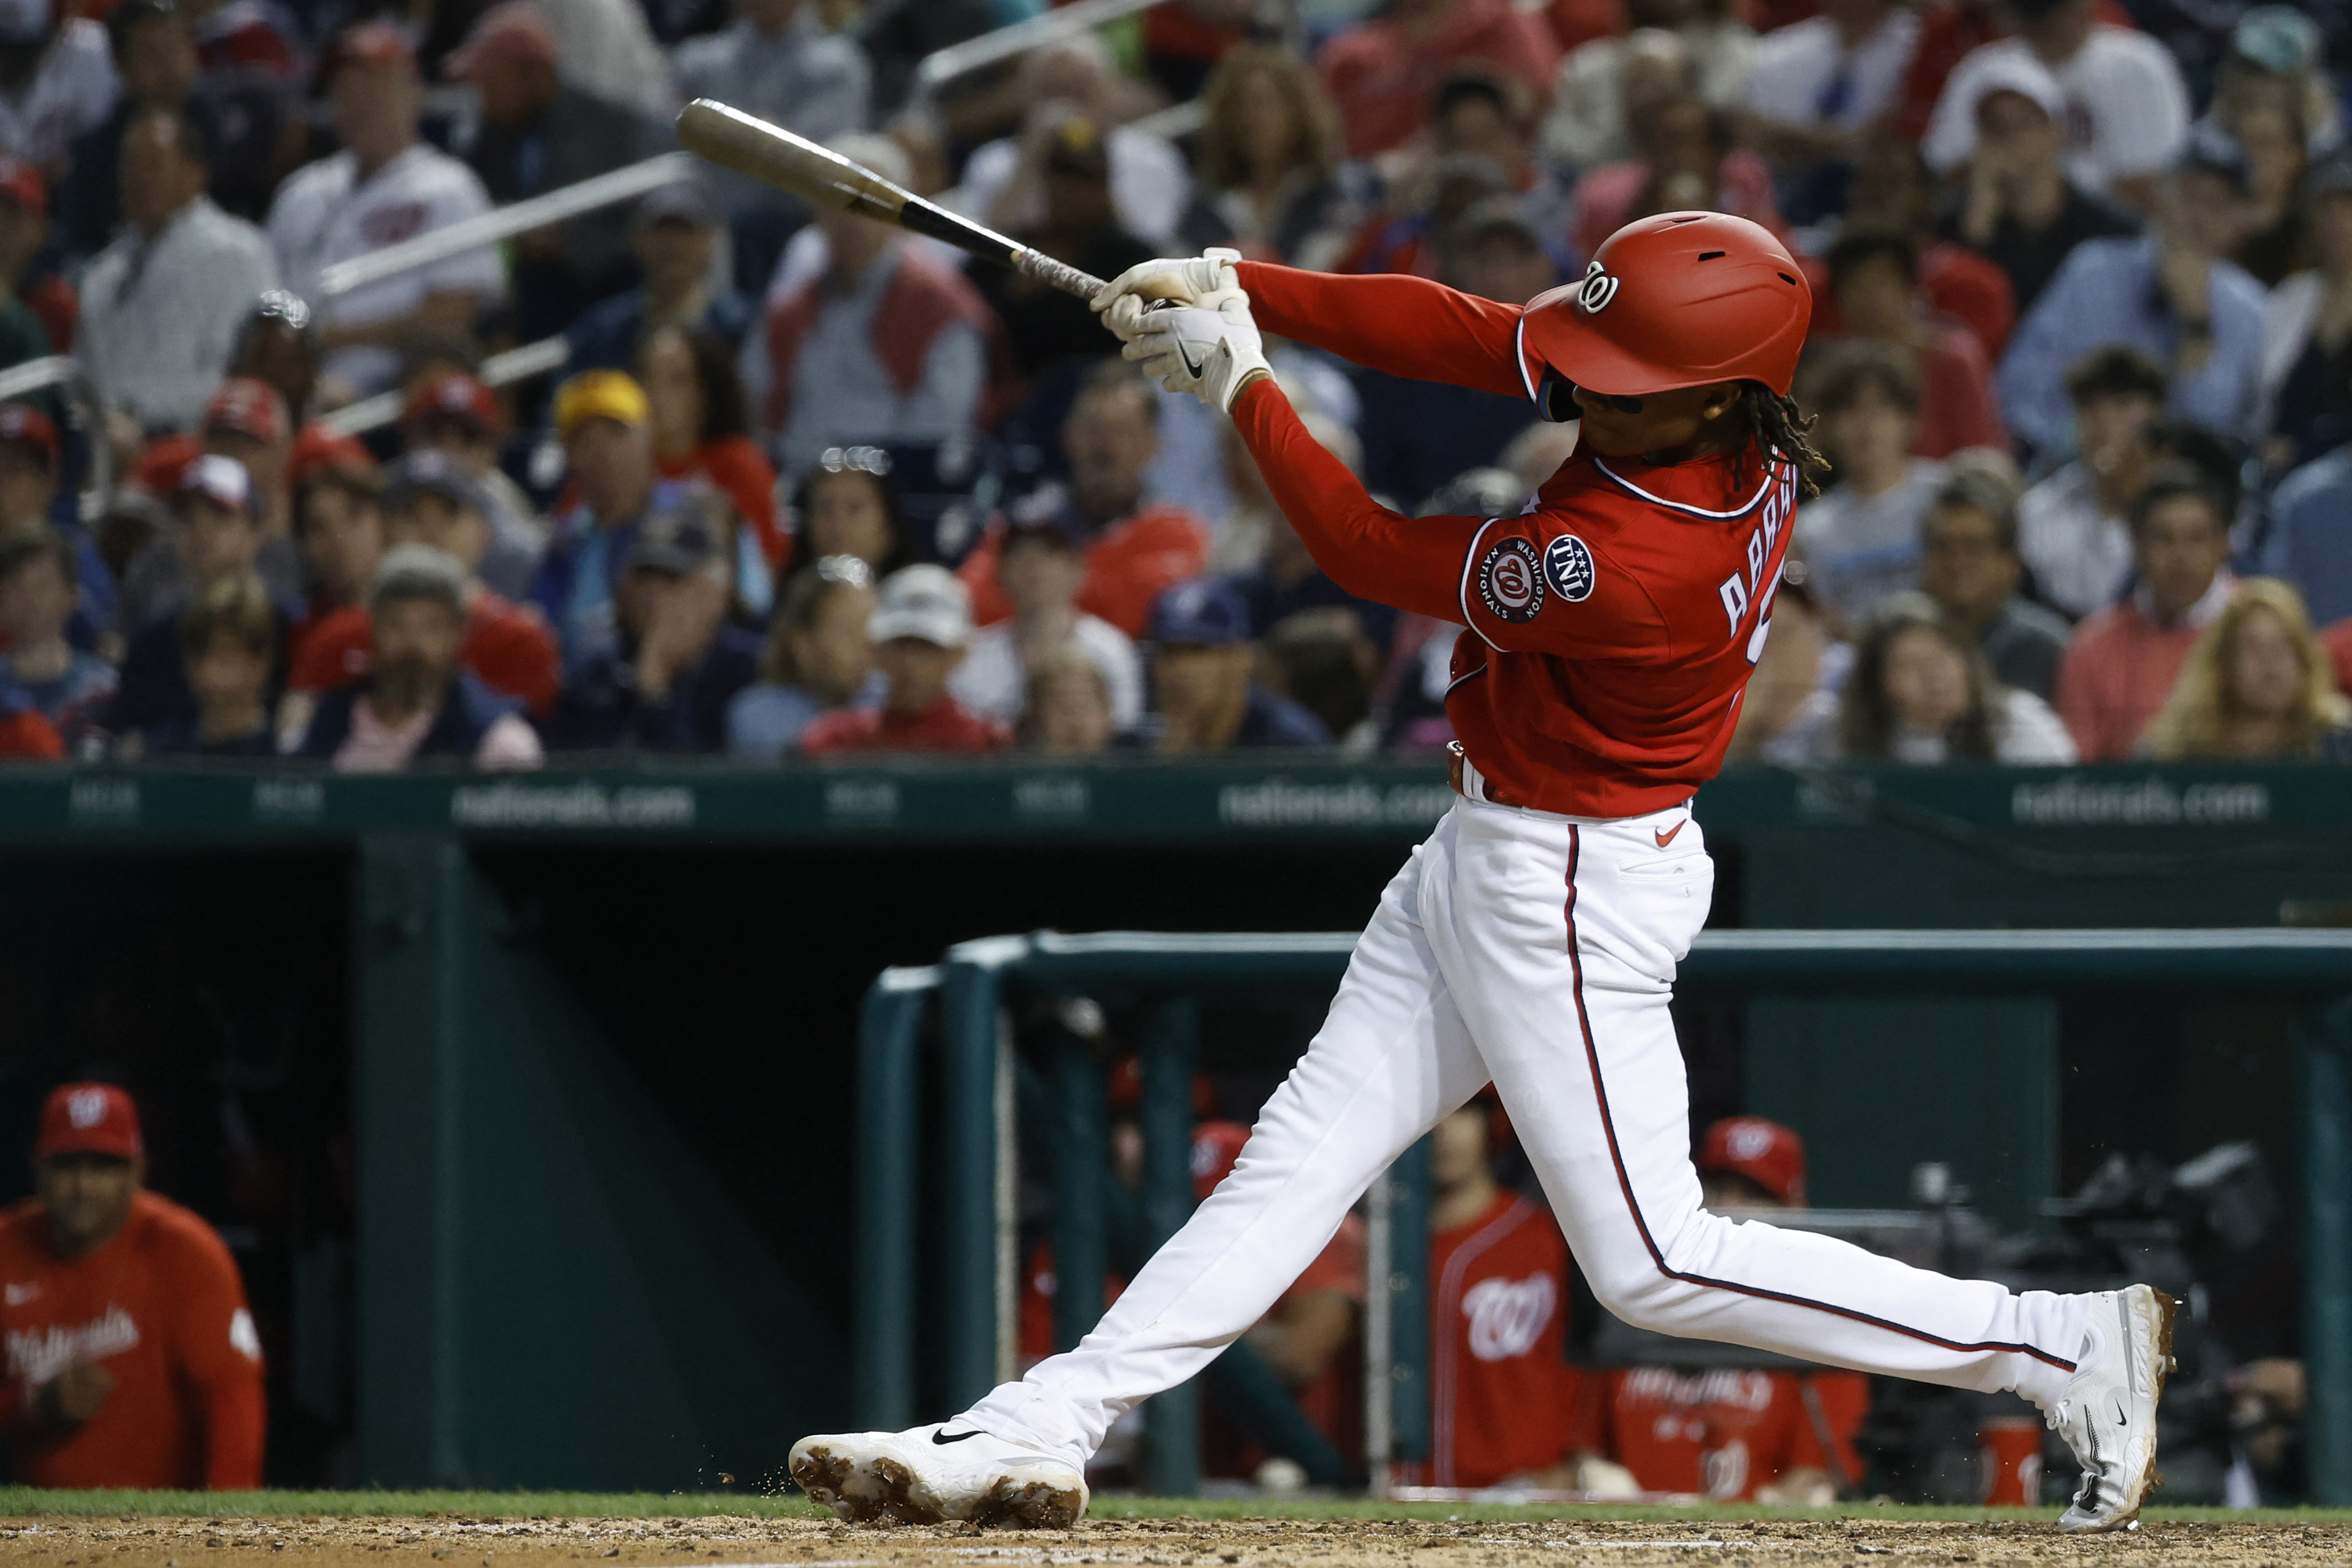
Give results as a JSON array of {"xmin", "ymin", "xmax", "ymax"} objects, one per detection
[{"xmin": 787, "ymin": 1424, "xmax": 1090, "ymax": 1529}]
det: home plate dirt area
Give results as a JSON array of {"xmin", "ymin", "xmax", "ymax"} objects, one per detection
[{"xmin": 0, "ymin": 1511, "xmax": 2348, "ymax": 1568}]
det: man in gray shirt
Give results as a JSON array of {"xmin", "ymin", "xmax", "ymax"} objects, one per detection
[
  {"xmin": 1920, "ymin": 466, "xmax": 2073, "ymax": 699},
  {"xmin": 1791, "ymin": 343, "xmax": 1945, "ymax": 632}
]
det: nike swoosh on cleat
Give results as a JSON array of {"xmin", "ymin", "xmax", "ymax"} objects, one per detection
[{"xmin": 932, "ymin": 1429, "xmax": 984, "ymax": 1445}]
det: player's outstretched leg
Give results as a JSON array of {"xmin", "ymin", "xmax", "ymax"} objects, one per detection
[
  {"xmin": 2049, "ymin": 1283, "xmax": 2177, "ymax": 1532},
  {"xmin": 792, "ymin": 821, "xmax": 1490, "ymax": 1526},
  {"xmin": 789, "ymin": 1427, "xmax": 1088, "ymax": 1528}
]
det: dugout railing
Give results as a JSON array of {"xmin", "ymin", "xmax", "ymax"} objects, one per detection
[{"xmin": 855, "ymin": 928, "xmax": 2352, "ymax": 1504}]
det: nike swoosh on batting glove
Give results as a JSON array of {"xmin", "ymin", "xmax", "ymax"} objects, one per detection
[
  {"xmin": 1092, "ymin": 248, "xmax": 1243, "ymax": 342},
  {"xmin": 1124, "ymin": 295, "xmax": 1268, "ymax": 413}
]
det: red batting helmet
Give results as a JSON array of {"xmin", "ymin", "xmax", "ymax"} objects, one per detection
[{"xmin": 1519, "ymin": 212, "xmax": 1811, "ymax": 404}]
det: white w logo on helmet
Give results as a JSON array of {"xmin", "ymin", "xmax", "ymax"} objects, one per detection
[{"xmin": 1578, "ymin": 259, "xmax": 1620, "ymax": 314}]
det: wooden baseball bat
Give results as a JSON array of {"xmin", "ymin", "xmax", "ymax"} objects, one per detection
[{"xmin": 676, "ymin": 98, "xmax": 1108, "ymax": 300}]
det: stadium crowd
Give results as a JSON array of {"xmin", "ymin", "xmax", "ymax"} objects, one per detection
[{"xmin": 0, "ymin": 0, "xmax": 2345, "ymax": 767}]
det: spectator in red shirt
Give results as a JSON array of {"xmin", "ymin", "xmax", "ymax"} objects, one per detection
[
  {"xmin": 1318, "ymin": 0, "xmax": 1561, "ymax": 158},
  {"xmin": 961, "ymin": 366, "xmax": 1211, "ymax": 639},
  {"xmin": 287, "ymin": 451, "xmax": 560, "ymax": 718},
  {"xmin": 800, "ymin": 564, "xmax": 1009, "ymax": 755},
  {"xmin": 1821, "ymin": 227, "xmax": 2006, "ymax": 458},
  {"xmin": 287, "ymin": 461, "xmax": 383, "ymax": 665},
  {"xmin": 636, "ymin": 324, "xmax": 783, "ymax": 569},
  {"xmin": 2056, "ymin": 462, "xmax": 2238, "ymax": 759},
  {"xmin": 0, "ymin": 1083, "xmax": 264, "ymax": 1489}
]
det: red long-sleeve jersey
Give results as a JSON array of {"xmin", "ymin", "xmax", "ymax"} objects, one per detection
[{"xmin": 1233, "ymin": 262, "xmax": 1797, "ymax": 819}]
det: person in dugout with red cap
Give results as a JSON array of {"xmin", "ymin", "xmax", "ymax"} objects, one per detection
[
  {"xmin": 0, "ymin": 1083, "xmax": 265, "ymax": 1488},
  {"xmin": 1564, "ymin": 1117, "xmax": 1870, "ymax": 1504}
]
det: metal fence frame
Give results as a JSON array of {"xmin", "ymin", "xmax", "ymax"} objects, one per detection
[{"xmin": 856, "ymin": 927, "xmax": 2352, "ymax": 1503}]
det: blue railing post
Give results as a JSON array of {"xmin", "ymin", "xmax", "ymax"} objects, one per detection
[
  {"xmin": 854, "ymin": 967, "xmax": 937, "ymax": 1430},
  {"xmin": 1141, "ymin": 997, "xmax": 1201, "ymax": 1496},
  {"xmin": 2305, "ymin": 997, "xmax": 2352, "ymax": 1505}
]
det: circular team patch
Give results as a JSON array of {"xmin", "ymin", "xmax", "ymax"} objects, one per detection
[
  {"xmin": 1477, "ymin": 537, "xmax": 1546, "ymax": 622},
  {"xmin": 1544, "ymin": 534, "xmax": 1596, "ymax": 602}
]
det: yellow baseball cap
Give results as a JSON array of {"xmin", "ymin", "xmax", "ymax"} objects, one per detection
[{"xmin": 555, "ymin": 370, "xmax": 649, "ymax": 439}]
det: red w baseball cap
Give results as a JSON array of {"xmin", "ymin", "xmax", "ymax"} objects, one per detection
[
  {"xmin": 205, "ymin": 376, "xmax": 290, "ymax": 443},
  {"xmin": 34, "ymin": 1083, "xmax": 144, "ymax": 1161},
  {"xmin": 1189, "ymin": 1120, "xmax": 1249, "ymax": 1201},
  {"xmin": 0, "ymin": 401, "xmax": 58, "ymax": 465},
  {"xmin": 1698, "ymin": 1115, "xmax": 1807, "ymax": 1206},
  {"xmin": 402, "ymin": 369, "xmax": 501, "ymax": 437}
]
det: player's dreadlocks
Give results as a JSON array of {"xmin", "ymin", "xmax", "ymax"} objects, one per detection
[{"xmin": 1744, "ymin": 384, "xmax": 1831, "ymax": 499}]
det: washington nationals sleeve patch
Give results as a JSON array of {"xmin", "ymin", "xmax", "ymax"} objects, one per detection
[
  {"xmin": 1476, "ymin": 537, "xmax": 1547, "ymax": 623},
  {"xmin": 1543, "ymin": 534, "xmax": 1596, "ymax": 602}
]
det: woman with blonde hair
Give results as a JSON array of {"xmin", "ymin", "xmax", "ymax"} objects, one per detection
[
  {"xmin": 2143, "ymin": 577, "xmax": 2352, "ymax": 759},
  {"xmin": 1184, "ymin": 44, "xmax": 1361, "ymax": 269}
]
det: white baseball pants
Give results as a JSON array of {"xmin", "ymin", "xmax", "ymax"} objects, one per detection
[{"xmin": 963, "ymin": 794, "xmax": 2091, "ymax": 1469}]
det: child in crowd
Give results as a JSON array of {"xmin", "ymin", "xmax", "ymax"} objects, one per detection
[
  {"xmin": 0, "ymin": 529, "xmax": 115, "ymax": 752},
  {"xmin": 800, "ymin": 564, "xmax": 1009, "ymax": 755},
  {"xmin": 143, "ymin": 575, "xmax": 281, "ymax": 757}
]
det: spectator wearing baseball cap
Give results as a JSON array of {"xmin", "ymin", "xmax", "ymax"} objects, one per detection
[
  {"xmin": 140, "ymin": 572, "xmax": 279, "ymax": 757},
  {"xmin": 1145, "ymin": 579, "xmax": 1329, "ymax": 754},
  {"xmin": 0, "ymin": 529, "xmax": 114, "ymax": 752},
  {"xmin": 0, "ymin": 1082, "xmax": 266, "ymax": 1489},
  {"xmin": 1998, "ymin": 128, "xmax": 2268, "ymax": 458},
  {"xmin": 295, "ymin": 544, "xmax": 542, "ymax": 770},
  {"xmin": 451, "ymin": 0, "xmax": 663, "ymax": 341},
  {"xmin": 1697, "ymin": 1115, "xmax": 1808, "ymax": 1209},
  {"xmin": 565, "ymin": 181, "xmax": 751, "ymax": 374},
  {"xmin": 396, "ymin": 369, "xmax": 544, "ymax": 598},
  {"xmin": 1937, "ymin": 52, "xmax": 2139, "ymax": 321},
  {"xmin": 546, "ymin": 510, "xmax": 762, "ymax": 752},
  {"xmin": 533, "ymin": 370, "xmax": 663, "ymax": 662},
  {"xmin": 111, "ymin": 454, "xmax": 291, "ymax": 741},
  {"xmin": 948, "ymin": 502, "xmax": 1142, "ymax": 734},
  {"xmin": 265, "ymin": 22, "xmax": 502, "ymax": 401},
  {"xmin": 77, "ymin": 105, "xmax": 278, "ymax": 435},
  {"xmin": 800, "ymin": 564, "xmax": 1011, "ymax": 754},
  {"xmin": 284, "ymin": 462, "xmax": 383, "ymax": 672},
  {"xmin": 727, "ymin": 555, "xmax": 878, "ymax": 759},
  {"xmin": 289, "ymin": 451, "xmax": 560, "ymax": 718}
]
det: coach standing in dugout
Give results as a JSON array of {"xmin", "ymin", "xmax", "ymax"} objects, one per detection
[{"xmin": 0, "ymin": 1083, "xmax": 265, "ymax": 1488}]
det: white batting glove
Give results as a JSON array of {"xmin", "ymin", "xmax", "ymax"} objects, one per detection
[
  {"xmin": 1123, "ymin": 294, "xmax": 1270, "ymax": 414},
  {"xmin": 1093, "ymin": 248, "xmax": 1244, "ymax": 342}
]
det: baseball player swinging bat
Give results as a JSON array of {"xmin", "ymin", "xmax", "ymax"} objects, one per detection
[
  {"xmin": 784, "ymin": 216, "xmax": 2179, "ymax": 1535},
  {"xmin": 676, "ymin": 99, "xmax": 1108, "ymax": 300}
]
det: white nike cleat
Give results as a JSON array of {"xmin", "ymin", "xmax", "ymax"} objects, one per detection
[
  {"xmin": 787, "ymin": 1423, "xmax": 1089, "ymax": 1528},
  {"xmin": 2047, "ymin": 1283, "xmax": 2178, "ymax": 1533}
]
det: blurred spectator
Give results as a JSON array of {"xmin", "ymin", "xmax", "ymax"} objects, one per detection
[
  {"xmin": 1918, "ymin": 464, "xmax": 2072, "ymax": 700},
  {"xmin": 1022, "ymin": 649, "xmax": 1116, "ymax": 755},
  {"xmin": 1794, "ymin": 591, "xmax": 2076, "ymax": 762},
  {"xmin": 0, "ymin": 1083, "xmax": 263, "ymax": 1488},
  {"xmin": 567, "ymin": 182, "xmax": 751, "ymax": 372},
  {"xmin": 79, "ymin": 107, "xmax": 276, "ymax": 436},
  {"xmin": 1922, "ymin": 0, "xmax": 2189, "ymax": 213},
  {"xmin": 1264, "ymin": 607, "xmax": 1383, "ymax": 755},
  {"xmin": 1182, "ymin": 44, "xmax": 1358, "ymax": 270},
  {"xmin": 285, "ymin": 461, "xmax": 383, "ymax": 663},
  {"xmin": 540, "ymin": 0, "xmax": 678, "ymax": 124},
  {"xmin": 1737, "ymin": 0, "xmax": 1920, "ymax": 222},
  {"xmin": 1543, "ymin": 2, "xmax": 1753, "ymax": 172},
  {"xmin": 1821, "ymin": 228, "xmax": 2006, "ymax": 458},
  {"xmin": 533, "ymin": 370, "xmax": 667, "ymax": 661},
  {"xmin": 2001, "ymin": 133, "xmax": 2265, "ymax": 458},
  {"xmin": 0, "ymin": 530, "xmax": 111, "ymax": 749},
  {"xmin": 547, "ymin": 510, "xmax": 756, "ymax": 753},
  {"xmin": 1939, "ymin": 53, "xmax": 2139, "ymax": 321},
  {"xmin": 949, "ymin": 509, "xmax": 1141, "ymax": 734},
  {"xmin": 2014, "ymin": 345, "xmax": 2166, "ymax": 617},
  {"xmin": 856, "ymin": 0, "xmax": 991, "ymax": 115},
  {"xmin": 2144, "ymin": 577, "xmax": 2351, "ymax": 759},
  {"xmin": 0, "ymin": 684, "xmax": 57, "ymax": 755},
  {"xmin": 2256, "ymin": 149, "xmax": 2352, "ymax": 470},
  {"xmin": 2264, "ymin": 364, "xmax": 2352, "ymax": 628},
  {"xmin": 1792, "ymin": 343, "xmax": 1943, "ymax": 628},
  {"xmin": 752, "ymin": 131, "xmax": 996, "ymax": 475},
  {"xmin": 787, "ymin": 453, "xmax": 905, "ymax": 583},
  {"xmin": 0, "ymin": 0, "xmax": 119, "ymax": 168},
  {"xmin": 1146, "ymin": 579, "xmax": 1329, "ymax": 753},
  {"xmin": 112, "ymin": 456, "xmax": 287, "ymax": 739},
  {"xmin": 1228, "ymin": 413, "xmax": 1396, "ymax": 651},
  {"xmin": 297, "ymin": 545, "xmax": 542, "ymax": 770},
  {"xmin": 141, "ymin": 574, "xmax": 277, "ymax": 756},
  {"xmin": 224, "ymin": 291, "xmax": 318, "ymax": 431},
  {"xmin": 0, "ymin": 160, "xmax": 52, "ymax": 378},
  {"xmin": 637, "ymin": 325, "xmax": 781, "ymax": 569},
  {"xmin": 2206, "ymin": 6, "xmax": 2343, "ymax": 154},
  {"xmin": 451, "ymin": 1, "xmax": 663, "ymax": 340},
  {"xmin": 200, "ymin": 376, "xmax": 293, "ymax": 540},
  {"xmin": 963, "ymin": 368, "xmax": 1211, "ymax": 640},
  {"xmin": 727, "ymin": 554, "xmax": 875, "ymax": 759},
  {"xmin": 288, "ymin": 452, "xmax": 560, "ymax": 720},
  {"xmin": 1361, "ymin": 201, "xmax": 1548, "ymax": 505},
  {"xmin": 1569, "ymin": 92, "xmax": 1781, "ymax": 262},
  {"xmin": 1339, "ymin": 146, "xmax": 1514, "ymax": 283},
  {"xmin": 114, "ymin": 378, "xmax": 303, "ymax": 635},
  {"xmin": 1318, "ymin": 0, "xmax": 1560, "ymax": 160},
  {"xmin": 957, "ymin": 37, "xmax": 1192, "ymax": 251},
  {"xmin": 266, "ymin": 25, "xmax": 502, "ymax": 402},
  {"xmin": 800, "ymin": 563, "xmax": 1010, "ymax": 754},
  {"xmin": 2055, "ymin": 462, "xmax": 2238, "ymax": 759},
  {"xmin": 398, "ymin": 370, "xmax": 544, "ymax": 599},
  {"xmin": 674, "ymin": 0, "xmax": 869, "ymax": 287},
  {"xmin": 2214, "ymin": 82, "xmax": 2312, "ymax": 288},
  {"xmin": 1836, "ymin": 135, "xmax": 2015, "ymax": 362},
  {"xmin": 1730, "ymin": 566, "xmax": 1839, "ymax": 762},
  {"xmin": 0, "ymin": 404, "xmax": 111, "ymax": 639}
]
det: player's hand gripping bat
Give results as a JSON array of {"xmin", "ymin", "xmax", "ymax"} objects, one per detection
[{"xmin": 676, "ymin": 99, "xmax": 1109, "ymax": 300}]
